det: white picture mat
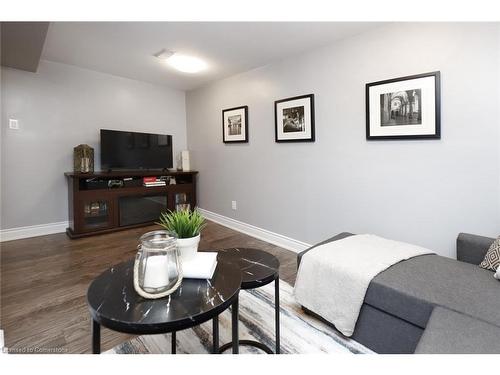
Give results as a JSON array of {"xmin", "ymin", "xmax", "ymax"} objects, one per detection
[
  {"xmin": 223, "ymin": 108, "xmax": 246, "ymax": 141},
  {"xmin": 276, "ymin": 97, "xmax": 312, "ymax": 140},
  {"xmin": 369, "ymin": 76, "xmax": 436, "ymax": 136}
]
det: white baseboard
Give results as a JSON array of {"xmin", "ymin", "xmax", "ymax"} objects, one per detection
[
  {"xmin": 197, "ymin": 208, "xmax": 311, "ymax": 253},
  {"xmin": 0, "ymin": 210, "xmax": 313, "ymax": 253},
  {"xmin": 0, "ymin": 221, "xmax": 68, "ymax": 242}
]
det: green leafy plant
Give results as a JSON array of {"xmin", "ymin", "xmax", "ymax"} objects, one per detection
[{"xmin": 157, "ymin": 209, "xmax": 206, "ymax": 239}]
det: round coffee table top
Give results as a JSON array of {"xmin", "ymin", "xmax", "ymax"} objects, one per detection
[
  {"xmin": 217, "ymin": 248, "xmax": 280, "ymax": 289},
  {"xmin": 87, "ymin": 258, "xmax": 241, "ymax": 335}
]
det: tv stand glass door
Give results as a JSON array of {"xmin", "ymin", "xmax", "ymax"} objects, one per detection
[{"xmin": 77, "ymin": 197, "xmax": 115, "ymax": 232}]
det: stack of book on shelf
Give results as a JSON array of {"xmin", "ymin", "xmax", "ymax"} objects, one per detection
[{"xmin": 143, "ymin": 176, "xmax": 166, "ymax": 187}]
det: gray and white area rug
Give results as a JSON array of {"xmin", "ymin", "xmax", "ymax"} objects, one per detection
[{"xmin": 108, "ymin": 281, "xmax": 372, "ymax": 354}]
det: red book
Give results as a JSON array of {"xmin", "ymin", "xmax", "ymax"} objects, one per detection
[{"xmin": 143, "ymin": 177, "xmax": 157, "ymax": 183}]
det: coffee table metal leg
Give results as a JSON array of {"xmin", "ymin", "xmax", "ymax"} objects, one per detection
[
  {"xmin": 171, "ymin": 331, "xmax": 176, "ymax": 354},
  {"xmin": 275, "ymin": 277, "xmax": 280, "ymax": 354},
  {"xmin": 212, "ymin": 316, "xmax": 219, "ymax": 354},
  {"xmin": 232, "ymin": 296, "xmax": 239, "ymax": 354},
  {"xmin": 92, "ymin": 318, "xmax": 100, "ymax": 354}
]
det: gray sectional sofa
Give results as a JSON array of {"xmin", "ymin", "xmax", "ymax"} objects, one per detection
[{"xmin": 297, "ymin": 232, "xmax": 500, "ymax": 354}]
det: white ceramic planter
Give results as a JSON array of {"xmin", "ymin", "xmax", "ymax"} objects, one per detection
[{"xmin": 176, "ymin": 234, "xmax": 200, "ymax": 261}]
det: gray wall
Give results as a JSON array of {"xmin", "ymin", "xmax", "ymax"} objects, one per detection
[
  {"xmin": 186, "ymin": 23, "xmax": 500, "ymax": 258},
  {"xmin": 1, "ymin": 60, "xmax": 186, "ymax": 229}
]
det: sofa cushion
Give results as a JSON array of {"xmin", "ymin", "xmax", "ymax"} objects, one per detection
[
  {"xmin": 365, "ymin": 254, "xmax": 500, "ymax": 329},
  {"xmin": 415, "ymin": 307, "xmax": 500, "ymax": 354}
]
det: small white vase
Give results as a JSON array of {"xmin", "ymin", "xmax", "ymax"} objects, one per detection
[{"xmin": 176, "ymin": 234, "xmax": 200, "ymax": 261}]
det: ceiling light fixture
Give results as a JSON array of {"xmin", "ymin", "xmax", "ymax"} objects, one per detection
[
  {"xmin": 154, "ymin": 49, "xmax": 207, "ymax": 74},
  {"xmin": 154, "ymin": 49, "xmax": 175, "ymax": 60}
]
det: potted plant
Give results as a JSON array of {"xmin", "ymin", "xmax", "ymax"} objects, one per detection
[{"xmin": 157, "ymin": 209, "xmax": 206, "ymax": 261}]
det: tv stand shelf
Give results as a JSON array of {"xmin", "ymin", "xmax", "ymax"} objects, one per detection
[{"xmin": 65, "ymin": 170, "xmax": 198, "ymax": 239}]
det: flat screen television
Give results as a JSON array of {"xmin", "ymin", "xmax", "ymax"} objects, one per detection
[{"xmin": 100, "ymin": 129, "xmax": 173, "ymax": 170}]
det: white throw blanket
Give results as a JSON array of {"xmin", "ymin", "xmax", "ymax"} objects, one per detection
[{"xmin": 294, "ymin": 234, "xmax": 433, "ymax": 337}]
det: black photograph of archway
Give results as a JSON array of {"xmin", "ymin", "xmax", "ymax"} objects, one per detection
[{"xmin": 366, "ymin": 71, "xmax": 440, "ymax": 140}]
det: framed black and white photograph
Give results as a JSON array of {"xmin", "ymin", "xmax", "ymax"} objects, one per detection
[
  {"xmin": 275, "ymin": 94, "xmax": 315, "ymax": 142},
  {"xmin": 222, "ymin": 106, "xmax": 248, "ymax": 143},
  {"xmin": 366, "ymin": 71, "xmax": 440, "ymax": 140}
]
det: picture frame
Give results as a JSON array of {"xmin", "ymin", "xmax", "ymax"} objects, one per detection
[
  {"xmin": 275, "ymin": 94, "xmax": 315, "ymax": 142},
  {"xmin": 222, "ymin": 106, "xmax": 248, "ymax": 143},
  {"xmin": 366, "ymin": 71, "xmax": 440, "ymax": 140}
]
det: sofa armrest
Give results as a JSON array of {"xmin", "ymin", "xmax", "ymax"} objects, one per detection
[
  {"xmin": 456, "ymin": 233, "xmax": 495, "ymax": 265},
  {"xmin": 297, "ymin": 232, "xmax": 354, "ymax": 269}
]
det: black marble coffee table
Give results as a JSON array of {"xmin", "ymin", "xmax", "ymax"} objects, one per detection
[
  {"xmin": 87, "ymin": 258, "xmax": 241, "ymax": 354},
  {"xmin": 215, "ymin": 248, "xmax": 280, "ymax": 354}
]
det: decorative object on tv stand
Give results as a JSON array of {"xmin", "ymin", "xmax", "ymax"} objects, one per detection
[
  {"xmin": 275, "ymin": 94, "xmax": 315, "ymax": 142},
  {"xmin": 157, "ymin": 209, "xmax": 206, "ymax": 261},
  {"xmin": 366, "ymin": 71, "xmax": 441, "ymax": 140},
  {"xmin": 175, "ymin": 193, "xmax": 190, "ymax": 211},
  {"xmin": 181, "ymin": 150, "xmax": 191, "ymax": 171},
  {"xmin": 222, "ymin": 106, "xmax": 248, "ymax": 143},
  {"xmin": 133, "ymin": 230, "xmax": 182, "ymax": 299},
  {"xmin": 176, "ymin": 152, "xmax": 183, "ymax": 171},
  {"xmin": 73, "ymin": 144, "xmax": 94, "ymax": 173}
]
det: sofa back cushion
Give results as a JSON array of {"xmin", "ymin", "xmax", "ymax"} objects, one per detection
[{"xmin": 457, "ymin": 233, "xmax": 495, "ymax": 265}]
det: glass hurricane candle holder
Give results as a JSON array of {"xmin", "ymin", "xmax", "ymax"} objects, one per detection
[{"xmin": 133, "ymin": 230, "xmax": 182, "ymax": 299}]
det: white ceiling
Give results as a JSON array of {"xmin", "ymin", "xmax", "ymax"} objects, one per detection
[{"xmin": 42, "ymin": 22, "xmax": 385, "ymax": 91}]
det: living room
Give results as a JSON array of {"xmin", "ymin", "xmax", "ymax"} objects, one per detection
[{"xmin": 1, "ymin": 1, "xmax": 500, "ymax": 373}]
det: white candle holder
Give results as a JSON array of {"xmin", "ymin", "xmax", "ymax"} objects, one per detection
[{"xmin": 133, "ymin": 230, "xmax": 182, "ymax": 299}]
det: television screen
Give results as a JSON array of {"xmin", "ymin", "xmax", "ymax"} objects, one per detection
[{"xmin": 100, "ymin": 129, "xmax": 173, "ymax": 170}]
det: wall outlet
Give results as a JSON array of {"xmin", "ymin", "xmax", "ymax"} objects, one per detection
[
  {"xmin": 9, "ymin": 119, "xmax": 19, "ymax": 130},
  {"xmin": 231, "ymin": 201, "xmax": 237, "ymax": 210}
]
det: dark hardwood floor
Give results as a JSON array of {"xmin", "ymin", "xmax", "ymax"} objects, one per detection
[{"xmin": 0, "ymin": 221, "xmax": 298, "ymax": 353}]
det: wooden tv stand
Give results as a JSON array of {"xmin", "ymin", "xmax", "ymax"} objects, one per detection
[{"xmin": 64, "ymin": 170, "xmax": 198, "ymax": 239}]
